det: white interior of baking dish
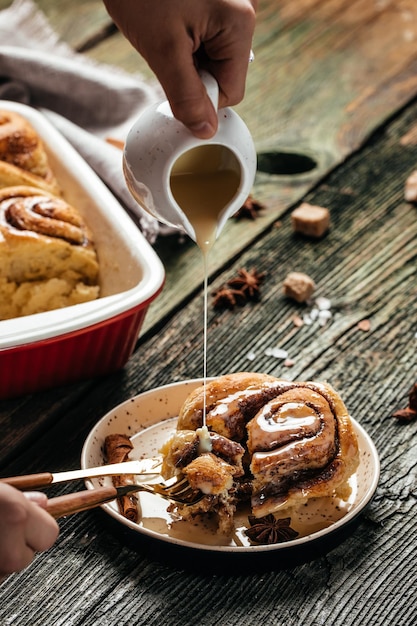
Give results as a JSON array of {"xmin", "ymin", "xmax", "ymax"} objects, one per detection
[{"xmin": 0, "ymin": 101, "xmax": 165, "ymax": 349}]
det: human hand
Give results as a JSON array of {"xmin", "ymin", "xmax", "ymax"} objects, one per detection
[
  {"xmin": 103, "ymin": 0, "xmax": 257, "ymax": 138},
  {"xmin": 0, "ymin": 484, "xmax": 59, "ymax": 581}
]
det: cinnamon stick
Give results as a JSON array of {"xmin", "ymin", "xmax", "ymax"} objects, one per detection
[{"xmin": 104, "ymin": 434, "xmax": 139, "ymax": 522}]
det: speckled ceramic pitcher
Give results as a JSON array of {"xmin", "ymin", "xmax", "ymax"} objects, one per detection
[{"xmin": 123, "ymin": 71, "xmax": 257, "ymax": 243}]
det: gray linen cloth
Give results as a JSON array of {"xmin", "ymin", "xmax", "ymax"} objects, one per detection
[{"xmin": 0, "ymin": 0, "xmax": 165, "ymax": 242}]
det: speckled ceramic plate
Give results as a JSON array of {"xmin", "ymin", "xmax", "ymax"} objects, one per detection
[{"xmin": 81, "ymin": 380, "xmax": 380, "ymax": 554}]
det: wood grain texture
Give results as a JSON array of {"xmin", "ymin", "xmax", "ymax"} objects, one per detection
[
  {"xmin": 0, "ymin": 75, "xmax": 416, "ymax": 626},
  {"xmin": 0, "ymin": 2, "xmax": 416, "ymax": 625},
  {"xmin": 0, "ymin": 0, "xmax": 111, "ymax": 49},
  {"xmin": 95, "ymin": 0, "xmax": 417, "ymax": 331},
  {"xmin": 2, "ymin": 0, "xmax": 416, "ymax": 329}
]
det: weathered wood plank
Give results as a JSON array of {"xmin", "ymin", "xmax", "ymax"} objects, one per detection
[
  {"xmin": 0, "ymin": 52, "xmax": 416, "ymax": 626},
  {"xmin": 1, "ymin": 0, "xmax": 417, "ymax": 334},
  {"xmin": 2, "ymin": 76, "xmax": 416, "ymax": 482},
  {"xmin": 3, "ymin": 0, "xmax": 417, "ymax": 169},
  {"xmin": 0, "ymin": 0, "xmax": 110, "ymax": 49},
  {"xmin": 80, "ymin": 0, "xmax": 417, "ymax": 332},
  {"xmin": 0, "ymin": 108, "xmax": 416, "ymax": 624}
]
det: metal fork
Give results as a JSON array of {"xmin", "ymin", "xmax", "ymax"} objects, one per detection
[
  {"xmin": 152, "ymin": 474, "xmax": 201, "ymax": 504},
  {"xmin": 46, "ymin": 474, "xmax": 203, "ymax": 519}
]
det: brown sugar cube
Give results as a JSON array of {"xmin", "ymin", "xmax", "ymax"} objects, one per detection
[
  {"xmin": 283, "ymin": 272, "xmax": 315, "ymax": 303},
  {"xmin": 291, "ymin": 202, "xmax": 330, "ymax": 238},
  {"xmin": 404, "ymin": 170, "xmax": 417, "ymax": 202}
]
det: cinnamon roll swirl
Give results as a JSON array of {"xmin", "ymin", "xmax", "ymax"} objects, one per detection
[
  {"xmin": 246, "ymin": 380, "xmax": 359, "ymax": 516},
  {"xmin": 0, "ymin": 110, "xmax": 60, "ymax": 195},
  {"xmin": 177, "ymin": 372, "xmax": 277, "ymax": 432},
  {"xmin": 0, "ymin": 186, "xmax": 99, "ymax": 319},
  {"xmin": 162, "ymin": 373, "xmax": 359, "ymax": 531}
]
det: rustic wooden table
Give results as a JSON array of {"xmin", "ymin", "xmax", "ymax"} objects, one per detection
[{"xmin": 0, "ymin": 1, "xmax": 416, "ymax": 624}]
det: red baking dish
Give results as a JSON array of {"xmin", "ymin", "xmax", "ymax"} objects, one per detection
[{"xmin": 0, "ymin": 101, "xmax": 165, "ymax": 399}]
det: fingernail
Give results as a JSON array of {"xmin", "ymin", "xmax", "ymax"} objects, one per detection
[
  {"xmin": 24, "ymin": 491, "xmax": 48, "ymax": 507},
  {"xmin": 188, "ymin": 121, "xmax": 216, "ymax": 138}
]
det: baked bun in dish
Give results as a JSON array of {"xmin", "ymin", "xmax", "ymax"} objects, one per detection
[
  {"xmin": 0, "ymin": 110, "xmax": 60, "ymax": 195},
  {"xmin": 0, "ymin": 185, "xmax": 99, "ymax": 319},
  {"xmin": 162, "ymin": 373, "xmax": 360, "ymax": 532}
]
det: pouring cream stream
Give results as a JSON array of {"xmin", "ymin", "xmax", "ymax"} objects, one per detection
[{"xmin": 123, "ymin": 72, "xmax": 257, "ymax": 446}]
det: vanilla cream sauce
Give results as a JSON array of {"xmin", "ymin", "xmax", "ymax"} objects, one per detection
[{"xmin": 170, "ymin": 144, "xmax": 241, "ymax": 445}]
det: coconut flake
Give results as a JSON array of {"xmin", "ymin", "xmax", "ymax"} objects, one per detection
[
  {"xmin": 318, "ymin": 309, "xmax": 332, "ymax": 326},
  {"xmin": 265, "ymin": 347, "xmax": 289, "ymax": 359},
  {"xmin": 309, "ymin": 307, "xmax": 319, "ymax": 321},
  {"xmin": 302, "ymin": 313, "xmax": 313, "ymax": 325},
  {"xmin": 315, "ymin": 296, "xmax": 331, "ymax": 310}
]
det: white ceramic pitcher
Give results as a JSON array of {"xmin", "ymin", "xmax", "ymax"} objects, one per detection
[{"xmin": 123, "ymin": 71, "xmax": 257, "ymax": 244}]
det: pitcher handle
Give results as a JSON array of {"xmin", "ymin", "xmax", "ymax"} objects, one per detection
[{"xmin": 199, "ymin": 70, "xmax": 219, "ymax": 110}]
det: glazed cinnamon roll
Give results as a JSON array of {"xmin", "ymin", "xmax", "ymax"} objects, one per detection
[
  {"xmin": 162, "ymin": 373, "xmax": 359, "ymax": 531},
  {"xmin": 161, "ymin": 429, "xmax": 246, "ymax": 534},
  {"xmin": 0, "ymin": 110, "xmax": 60, "ymax": 195},
  {"xmin": 177, "ymin": 372, "xmax": 278, "ymax": 432},
  {"xmin": 0, "ymin": 186, "xmax": 99, "ymax": 319},
  {"xmin": 246, "ymin": 380, "xmax": 359, "ymax": 516}
]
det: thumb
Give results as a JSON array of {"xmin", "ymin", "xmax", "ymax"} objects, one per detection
[{"xmin": 158, "ymin": 63, "xmax": 218, "ymax": 138}]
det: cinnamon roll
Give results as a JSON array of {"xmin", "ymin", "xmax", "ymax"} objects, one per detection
[
  {"xmin": 246, "ymin": 380, "xmax": 359, "ymax": 516},
  {"xmin": 162, "ymin": 373, "xmax": 359, "ymax": 531},
  {"xmin": 161, "ymin": 429, "xmax": 246, "ymax": 534},
  {"xmin": 0, "ymin": 110, "xmax": 60, "ymax": 195},
  {"xmin": 0, "ymin": 186, "xmax": 99, "ymax": 319},
  {"xmin": 177, "ymin": 371, "xmax": 277, "ymax": 432}
]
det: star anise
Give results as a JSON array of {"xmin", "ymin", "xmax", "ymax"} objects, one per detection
[
  {"xmin": 392, "ymin": 382, "xmax": 417, "ymax": 422},
  {"xmin": 212, "ymin": 285, "xmax": 246, "ymax": 310},
  {"xmin": 392, "ymin": 408, "xmax": 417, "ymax": 422},
  {"xmin": 233, "ymin": 195, "xmax": 265, "ymax": 220},
  {"xmin": 408, "ymin": 383, "xmax": 417, "ymax": 412},
  {"xmin": 227, "ymin": 268, "xmax": 266, "ymax": 301},
  {"xmin": 245, "ymin": 514, "xmax": 299, "ymax": 545}
]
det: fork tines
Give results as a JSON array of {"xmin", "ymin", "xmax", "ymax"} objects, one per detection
[{"xmin": 154, "ymin": 475, "xmax": 202, "ymax": 505}]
